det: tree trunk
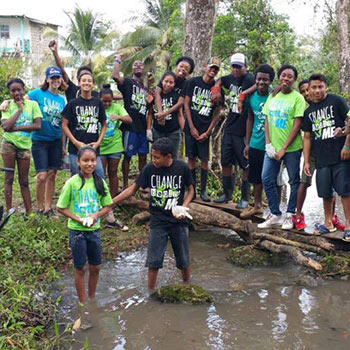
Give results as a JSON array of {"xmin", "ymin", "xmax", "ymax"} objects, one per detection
[
  {"xmin": 183, "ymin": 0, "xmax": 219, "ymax": 75},
  {"xmin": 336, "ymin": 0, "xmax": 350, "ymax": 100}
]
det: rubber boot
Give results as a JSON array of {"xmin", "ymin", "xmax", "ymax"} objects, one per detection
[
  {"xmin": 200, "ymin": 168, "xmax": 211, "ymax": 202},
  {"xmin": 214, "ymin": 175, "xmax": 234, "ymax": 203},
  {"xmin": 191, "ymin": 169, "xmax": 196, "ymax": 201},
  {"xmin": 236, "ymin": 180, "xmax": 250, "ymax": 209}
]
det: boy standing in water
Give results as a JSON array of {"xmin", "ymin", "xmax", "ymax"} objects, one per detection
[{"xmin": 111, "ymin": 138, "xmax": 194, "ymax": 290}]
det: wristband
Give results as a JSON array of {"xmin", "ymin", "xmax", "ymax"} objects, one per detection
[{"xmin": 344, "ymin": 145, "xmax": 350, "ymax": 150}]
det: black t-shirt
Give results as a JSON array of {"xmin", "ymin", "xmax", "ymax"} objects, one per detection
[
  {"xmin": 153, "ymin": 91, "xmax": 180, "ymax": 133},
  {"xmin": 136, "ymin": 160, "xmax": 194, "ymax": 228},
  {"xmin": 221, "ymin": 73, "xmax": 255, "ymax": 136},
  {"xmin": 184, "ymin": 76, "xmax": 221, "ymax": 134},
  {"xmin": 303, "ymin": 94, "xmax": 349, "ymax": 168},
  {"xmin": 62, "ymin": 96, "xmax": 106, "ymax": 155},
  {"xmin": 117, "ymin": 77, "xmax": 148, "ymax": 135},
  {"xmin": 65, "ymin": 79, "xmax": 99, "ymax": 102}
]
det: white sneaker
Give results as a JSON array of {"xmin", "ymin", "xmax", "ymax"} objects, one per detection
[
  {"xmin": 282, "ymin": 213, "xmax": 294, "ymax": 230},
  {"xmin": 106, "ymin": 210, "xmax": 115, "ymax": 223},
  {"xmin": 257, "ymin": 214, "xmax": 282, "ymax": 229}
]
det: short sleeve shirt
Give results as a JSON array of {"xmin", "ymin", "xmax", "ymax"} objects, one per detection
[
  {"xmin": 1, "ymin": 100, "xmax": 42, "ymax": 149},
  {"xmin": 247, "ymin": 91, "xmax": 270, "ymax": 151},
  {"xmin": 61, "ymin": 96, "xmax": 106, "ymax": 155},
  {"xmin": 135, "ymin": 160, "xmax": 194, "ymax": 228},
  {"xmin": 262, "ymin": 90, "xmax": 305, "ymax": 152},
  {"xmin": 27, "ymin": 88, "xmax": 66, "ymax": 141},
  {"xmin": 303, "ymin": 94, "xmax": 350, "ymax": 168},
  {"xmin": 153, "ymin": 91, "xmax": 180, "ymax": 133},
  {"xmin": 184, "ymin": 76, "xmax": 220, "ymax": 134},
  {"xmin": 117, "ymin": 77, "xmax": 148, "ymax": 134},
  {"xmin": 221, "ymin": 73, "xmax": 255, "ymax": 136},
  {"xmin": 57, "ymin": 174, "xmax": 112, "ymax": 231},
  {"xmin": 100, "ymin": 103, "xmax": 128, "ymax": 155}
]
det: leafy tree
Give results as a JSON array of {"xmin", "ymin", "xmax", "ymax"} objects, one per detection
[
  {"xmin": 118, "ymin": 0, "xmax": 185, "ymax": 76},
  {"xmin": 44, "ymin": 6, "xmax": 119, "ymax": 66},
  {"xmin": 212, "ymin": 0, "xmax": 299, "ymax": 70}
]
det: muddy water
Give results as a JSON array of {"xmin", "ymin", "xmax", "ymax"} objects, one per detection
[{"xmin": 57, "ymin": 228, "xmax": 350, "ymax": 350}]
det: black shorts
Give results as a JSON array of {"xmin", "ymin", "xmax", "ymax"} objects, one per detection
[
  {"xmin": 316, "ymin": 162, "xmax": 350, "ymax": 198},
  {"xmin": 248, "ymin": 147, "xmax": 265, "ymax": 184},
  {"xmin": 221, "ymin": 133, "xmax": 248, "ymax": 169},
  {"xmin": 185, "ymin": 133, "xmax": 209, "ymax": 161}
]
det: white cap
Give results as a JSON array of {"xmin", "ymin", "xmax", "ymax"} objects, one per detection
[{"xmin": 230, "ymin": 53, "xmax": 246, "ymax": 67}]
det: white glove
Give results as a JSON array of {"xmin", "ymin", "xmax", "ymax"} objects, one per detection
[
  {"xmin": 172, "ymin": 206, "xmax": 193, "ymax": 220},
  {"xmin": 146, "ymin": 129, "xmax": 153, "ymax": 142},
  {"xmin": 80, "ymin": 216, "xmax": 94, "ymax": 227},
  {"xmin": 266, "ymin": 143, "xmax": 276, "ymax": 159}
]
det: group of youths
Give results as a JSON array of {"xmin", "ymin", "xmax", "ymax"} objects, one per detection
[{"xmin": 1, "ymin": 39, "xmax": 350, "ymax": 303}]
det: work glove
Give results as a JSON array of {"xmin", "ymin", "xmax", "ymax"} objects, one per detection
[
  {"xmin": 172, "ymin": 206, "xmax": 193, "ymax": 220},
  {"xmin": 146, "ymin": 129, "xmax": 153, "ymax": 142},
  {"xmin": 210, "ymin": 85, "xmax": 222, "ymax": 105},
  {"xmin": 266, "ymin": 143, "xmax": 276, "ymax": 159},
  {"xmin": 80, "ymin": 217, "xmax": 94, "ymax": 227}
]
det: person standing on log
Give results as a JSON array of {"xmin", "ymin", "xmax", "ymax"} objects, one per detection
[
  {"xmin": 258, "ymin": 65, "xmax": 305, "ymax": 230},
  {"xmin": 184, "ymin": 57, "xmax": 223, "ymax": 202},
  {"xmin": 212, "ymin": 53, "xmax": 255, "ymax": 207},
  {"xmin": 112, "ymin": 55, "xmax": 150, "ymax": 189},
  {"xmin": 302, "ymin": 74, "xmax": 350, "ymax": 240},
  {"xmin": 109, "ymin": 138, "xmax": 195, "ymax": 290},
  {"xmin": 294, "ymin": 79, "xmax": 346, "ymax": 231},
  {"xmin": 240, "ymin": 64, "xmax": 275, "ymax": 219}
]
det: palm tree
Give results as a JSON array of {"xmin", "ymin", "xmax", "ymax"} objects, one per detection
[
  {"xmin": 118, "ymin": 0, "xmax": 184, "ymax": 75},
  {"xmin": 43, "ymin": 6, "xmax": 119, "ymax": 66}
]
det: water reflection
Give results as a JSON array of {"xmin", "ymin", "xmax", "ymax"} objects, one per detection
[{"xmin": 57, "ymin": 230, "xmax": 350, "ymax": 350}]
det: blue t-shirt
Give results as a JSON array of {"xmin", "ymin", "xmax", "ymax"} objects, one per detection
[
  {"xmin": 28, "ymin": 88, "xmax": 66, "ymax": 141},
  {"xmin": 247, "ymin": 91, "xmax": 270, "ymax": 151}
]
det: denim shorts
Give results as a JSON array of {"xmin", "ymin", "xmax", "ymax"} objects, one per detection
[
  {"xmin": 69, "ymin": 229, "xmax": 102, "ymax": 268},
  {"xmin": 31, "ymin": 139, "xmax": 62, "ymax": 173},
  {"xmin": 100, "ymin": 152, "xmax": 123, "ymax": 160},
  {"xmin": 146, "ymin": 225, "xmax": 190, "ymax": 269}
]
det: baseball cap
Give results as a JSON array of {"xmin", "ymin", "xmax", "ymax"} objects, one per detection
[
  {"xmin": 207, "ymin": 57, "xmax": 221, "ymax": 69},
  {"xmin": 45, "ymin": 66, "xmax": 63, "ymax": 78},
  {"xmin": 230, "ymin": 53, "xmax": 246, "ymax": 67}
]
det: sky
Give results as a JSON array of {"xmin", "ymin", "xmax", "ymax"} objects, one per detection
[{"xmin": 1, "ymin": 0, "xmax": 329, "ymax": 36}]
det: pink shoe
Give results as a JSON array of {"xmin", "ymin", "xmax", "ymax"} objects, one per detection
[{"xmin": 332, "ymin": 214, "xmax": 345, "ymax": 231}]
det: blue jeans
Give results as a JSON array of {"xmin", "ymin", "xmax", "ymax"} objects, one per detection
[
  {"xmin": 69, "ymin": 153, "xmax": 105, "ymax": 179},
  {"xmin": 261, "ymin": 150, "xmax": 301, "ymax": 215}
]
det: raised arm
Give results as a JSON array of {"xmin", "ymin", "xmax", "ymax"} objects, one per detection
[
  {"xmin": 48, "ymin": 40, "xmax": 69, "ymax": 83},
  {"xmin": 1, "ymin": 102, "xmax": 23, "ymax": 131},
  {"xmin": 112, "ymin": 55, "xmax": 124, "ymax": 85}
]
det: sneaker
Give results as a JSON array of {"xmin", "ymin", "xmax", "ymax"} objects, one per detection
[
  {"xmin": 106, "ymin": 220, "xmax": 124, "ymax": 229},
  {"xmin": 257, "ymin": 214, "xmax": 282, "ymax": 229},
  {"xmin": 282, "ymin": 213, "xmax": 294, "ymax": 230},
  {"xmin": 332, "ymin": 214, "xmax": 345, "ymax": 231},
  {"xmin": 240, "ymin": 207, "xmax": 264, "ymax": 219},
  {"xmin": 292, "ymin": 213, "xmax": 307, "ymax": 231}
]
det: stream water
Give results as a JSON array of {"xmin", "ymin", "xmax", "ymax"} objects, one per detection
[{"xmin": 57, "ymin": 223, "xmax": 350, "ymax": 350}]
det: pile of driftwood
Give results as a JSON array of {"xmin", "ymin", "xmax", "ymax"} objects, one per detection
[{"xmin": 122, "ymin": 198, "xmax": 344, "ymax": 272}]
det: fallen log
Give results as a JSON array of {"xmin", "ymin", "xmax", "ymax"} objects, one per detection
[
  {"xmin": 251, "ymin": 232, "xmax": 328, "ymax": 256},
  {"xmin": 132, "ymin": 211, "xmax": 151, "ymax": 225},
  {"xmin": 259, "ymin": 240, "xmax": 323, "ymax": 271}
]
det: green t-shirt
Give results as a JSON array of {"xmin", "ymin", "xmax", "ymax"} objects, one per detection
[
  {"xmin": 1, "ymin": 100, "xmax": 42, "ymax": 149},
  {"xmin": 57, "ymin": 174, "xmax": 113, "ymax": 231},
  {"xmin": 262, "ymin": 90, "xmax": 305, "ymax": 152},
  {"xmin": 100, "ymin": 103, "xmax": 128, "ymax": 155}
]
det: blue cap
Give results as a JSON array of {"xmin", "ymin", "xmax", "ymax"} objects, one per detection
[{"xmin": 45, "ymin": 66, "xmax": 62, "ymax": 78}]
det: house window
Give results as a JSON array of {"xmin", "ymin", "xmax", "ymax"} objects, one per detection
[{"xmin": 0, "ymin": 25, "xmax": 10, "ymax": 39}]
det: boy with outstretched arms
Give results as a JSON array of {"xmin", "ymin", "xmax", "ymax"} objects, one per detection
[
  {"xmin": 110, "ymin": 138, "xmax": 194, "ymax": 290},
  {"xmin": 303, "ymin": 74, "xmax": 350, "ymax": 240},
  {"xmin": 112, "ymin": 55, "xmax": 150, "ymax": 189},
  {"xmin": 240, "ymin": 64, "xmax": 275, "ymax": 218},
  {"xmin": 212, "ymin": 53, "xmax": 255, "ymax": 207},
  {"xmin": 184, "ymin": 57, "xmax": 223, "ymax": 202}
]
